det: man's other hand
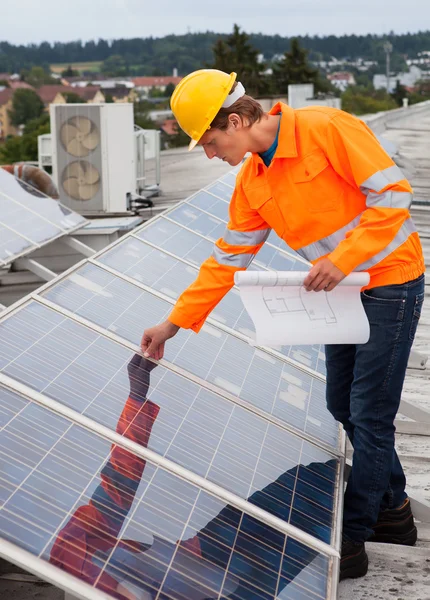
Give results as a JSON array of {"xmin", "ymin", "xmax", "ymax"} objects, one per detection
[{"xmin": 303, "ymin": 259, "xmax": 346, "ymax": 292}]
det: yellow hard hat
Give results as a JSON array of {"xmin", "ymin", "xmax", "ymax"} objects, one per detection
[{"xmin": 170, "ymin": 69, "xmax": 237, "ymax": 150}]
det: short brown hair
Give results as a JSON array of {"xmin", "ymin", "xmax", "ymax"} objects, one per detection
[{"xmin": 210, "ymin": 81, "xmax": 264, "ymax": 131}]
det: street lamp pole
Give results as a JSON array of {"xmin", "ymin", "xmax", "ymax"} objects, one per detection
[{"xmin": 383, "ymin": 41, "xmax": 393, "ymax": 92}]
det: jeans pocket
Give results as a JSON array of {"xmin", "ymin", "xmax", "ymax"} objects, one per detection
[
  {"xmin": 361, "ymin": 286, "xmax": 407, "ymax": 322},
  {"xmin": 361, "ymin": 285, "xmax": 405, "ymax": 302},
  {"xmin": 409, "ymin": 292, "xmax": 425, "ymax": 342}
]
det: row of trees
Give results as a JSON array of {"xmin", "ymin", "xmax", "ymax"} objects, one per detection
[
  {"xmin": 210, "ymin": 26, "xmax": 335, "ymax": 97},
  {"xmin": 1, "ymin": 31, "xmax": 430, "ymax": 76}
]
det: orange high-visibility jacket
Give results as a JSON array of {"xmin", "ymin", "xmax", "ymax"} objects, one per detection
[{"xmin": 169, "ymin": 102, "xmax": 425, "ymax": 332}]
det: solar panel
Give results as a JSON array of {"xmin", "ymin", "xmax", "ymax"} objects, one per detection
[
  {"xmin": 0, "ymin": 167, "xmax": 343, "ymax": 599},
  {"xmin": 0, "ymin": 168, "xmax": 86, "ymax": 266},
  {"xmin": 0, "ymin": 384, "xmax": 333, "ymax": 600}
]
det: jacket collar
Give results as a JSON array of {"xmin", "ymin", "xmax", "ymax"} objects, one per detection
[{"xmin": 251, "ymin": 102, "xmax": 298, "ymax": 175}]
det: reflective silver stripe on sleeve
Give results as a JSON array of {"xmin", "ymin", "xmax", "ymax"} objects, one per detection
[
  {"xmin": 360, "ymin": 165, "xmax": 405, "ymax": 193},
  {"xmin": 212, "ymin": 246, "xmax": 255, "ymax": 268},
  {"xmin": 356, "ymin": 218, "xmax": 417, "ymax": 270},
  {"xmin": 223, "ymin": 227, "xmax": 271, "ymax": 246},
  {"xmin": 365, "ymin": 191, "xmax": 413, "ymax": 209},
  {"xmin": 296, "ymin": 215, "xmax": 361, "ymax": 262}
]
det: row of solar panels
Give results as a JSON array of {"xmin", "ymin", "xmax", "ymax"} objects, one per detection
[{"xmin": 0, "ymin": 166, "xmax": 344, "ymax": 600}]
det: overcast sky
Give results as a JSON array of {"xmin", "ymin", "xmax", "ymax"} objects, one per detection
[{"xmin": 2, "ymin": 0, "xmax": 429, "ymax": 45}]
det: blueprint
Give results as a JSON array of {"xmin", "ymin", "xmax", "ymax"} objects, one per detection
[{"xmin": 234, "ymin": 271, "xmax": 370, "ymax": 347}]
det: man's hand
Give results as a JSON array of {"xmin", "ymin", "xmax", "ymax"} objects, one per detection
[
  {"xmin": 303, "ymin": 258, "xmax": 346, "ymax": 292},
  {"xmin": 141, "ymin": 320, "xmax": 180, "ymax": 360}
]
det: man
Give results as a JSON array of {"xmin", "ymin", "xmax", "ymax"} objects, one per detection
[{"xmin": 142, "ymin": 69, "xmax": 425, "ymax": 580}]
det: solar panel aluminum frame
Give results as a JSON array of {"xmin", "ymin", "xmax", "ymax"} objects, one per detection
[
  {"xmin": 0, "ymin": 538, "xmax": 110, "ymax": 600},
  {"xmin": 0, "ymin": 220, "xmax": 85, "ymax": 268},
  {"xmin": 0, "ymin": 372, "xmax": 339, "ymax": 561}
]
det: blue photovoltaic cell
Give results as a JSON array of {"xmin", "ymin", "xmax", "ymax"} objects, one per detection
[
  {"xmin": 205, "ymin": 181, "xmax": 234, "ymax": 202},
  {"xmin": 0, "ymin": 384, "xmax": 331, "ymax": 600},
  {"xmin": 136, "ymin": 219, "xmax": 214, "ymax": 267},
  {"xmin": 0, "ymin": 224, "xmax": 33, "ymax": 266},
  {"xmin": 189, "ymin": 190, "xmax": 230, "ymax": 221},
  {"xmin": 167, "ymin": 204, "xmax": 227, "ymax": 240},
  {"xmin": 220, "ymin": 171, "xmax": 237, "ymax": 187}
]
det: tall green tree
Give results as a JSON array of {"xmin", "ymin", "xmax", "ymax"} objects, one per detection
[
  {"xmin": 63, "ymin": 91, "xmax": 85, "ymax": 103},
  {"xmin": 341, "ymin": 85, "xmax": 397, "ymax": 114},
  {"xmin": 391, "ymin": 80, "xmax": 408, "ymax": 107},
  {"xmin": 20, "ymin": 66, "xmax": 56, "ymax": 88},
  {"xmin": 164, "ymin": 82, "xmax": 176, "ymax": 97},
  {"xmin": 0, "ymin": 113, "xmax": 50, "ymax": 163},
  {"xmin": 61, "ymin": 65, "xmax": 79, "ymax": 77},
  {"xmin": 272, "ymin": 38, "xmax": 323, "ymax": 94},
  {"xmin": 8, "ymin": 88, "xmax": 45, "ymax": 127},
  {"xmin": 211, "ymin": 24, "xmax": 268, "ymax": 96},
  {"xmin": 101, "ymin": 55, "xmax": 128, "ymax": 76},
  {"xmin": 133, "ymin": 100, "xmax": 157, "ymax": 129}
]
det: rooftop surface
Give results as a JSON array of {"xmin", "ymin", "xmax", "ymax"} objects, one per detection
[{"xmin": 0, "ymin": 105, "xmax": 430, "ymax": 600}]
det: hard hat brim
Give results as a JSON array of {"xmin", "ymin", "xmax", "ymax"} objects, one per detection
[{"xmin": 188, "ymin": 138, "xmax": 198, "ymax": 151}]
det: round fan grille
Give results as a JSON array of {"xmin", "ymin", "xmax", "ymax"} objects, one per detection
[
  {"xmin": 60, "ymin": 116, "xmax": 100, "ymax": 158},
  {"xmin": 61, "ymin": 161, "xmax": 100, "ymax": 201}
]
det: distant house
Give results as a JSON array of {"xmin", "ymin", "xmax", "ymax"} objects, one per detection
[
  {"xmin": 74, "ymin": 86, "xmax": 106, "ymax": 103},
  {"xmin": 37, "ymin": 85, "xmax": 105, "ymax": 107},
  {"xmin": 132, "ymin": 76, "xmax": 182, "ymax": 96},
  {"xmin": 0, "ymin": 88, "xmax": 18, "ymax": 139},
  {"xmin": 103, "ymin": 86, "xmax": 137, "ymax": 103},
  {"xmin": 160, "ymin": 118, "xmax": 178, "ymax": 136},
  {"xmin": 327, "ymin": 72, "xmax": 356, "ymax": 92},
  {"xmin": 373, "ymin": 65, "xmax": 423, "ymax": 93},
  {"xmin": 8, "ymin": 81, "xmax": 36, "ymax": 91}
]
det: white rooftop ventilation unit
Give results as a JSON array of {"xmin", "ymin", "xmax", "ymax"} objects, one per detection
[{"xmin": 50, "ymin": 103, "xmax": 136, "ymax": 215}]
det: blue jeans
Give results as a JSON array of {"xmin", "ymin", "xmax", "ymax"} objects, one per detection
[{"xmin": 325, "ymin": 274, "xmax": 425, "ymax": 542}]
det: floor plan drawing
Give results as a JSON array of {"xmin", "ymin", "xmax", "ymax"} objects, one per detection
[
  {"xmin": 234, "ymin": 270, "xmax": 370, "ymax": 346},
  {"xmin": 263, "ymin": 286, "xmax": 337, "ymax": 324}
]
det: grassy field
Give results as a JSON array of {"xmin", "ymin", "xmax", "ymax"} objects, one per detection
[{"xmin": 50, "ymin": 61, "xmax": 103, "ymax": 74}]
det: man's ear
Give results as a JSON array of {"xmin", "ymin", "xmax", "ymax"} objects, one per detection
[{"xmin": 228, "ymin": 113, "xmax": 242, "ymax": 130}]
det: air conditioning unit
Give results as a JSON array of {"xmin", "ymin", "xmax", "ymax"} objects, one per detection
[{"xmin": 50, "ymin": 103, "xmax": 135, "ymax": 215}]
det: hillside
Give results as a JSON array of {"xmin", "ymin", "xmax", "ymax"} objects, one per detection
[{"xmin": 1, "ymin": 30, "xmax": 429, "ymax": 75}]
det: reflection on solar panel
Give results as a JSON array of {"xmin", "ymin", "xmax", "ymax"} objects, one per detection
[
  {"xmin": 0, "ymin": 168, "xmax": 86, "ymax": 266},
  {"xmin": 0, "ymin": 166, "xmax": 344, "ymax": 600}
]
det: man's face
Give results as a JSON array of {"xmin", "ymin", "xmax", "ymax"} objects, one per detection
[{"xmin": 199, "ymin": 116, "xmax": 247, "ymax": 166}]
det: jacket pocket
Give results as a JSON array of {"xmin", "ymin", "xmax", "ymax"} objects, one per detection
[
  {"xmin": 245, "ymin": 183, "xmax": 284, "ymax": 236},
  {"xmin": 290, "ymin": 150, "xmax": 339, "ymax": 212}
]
